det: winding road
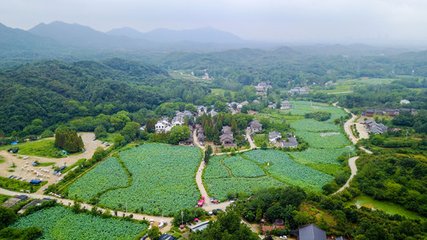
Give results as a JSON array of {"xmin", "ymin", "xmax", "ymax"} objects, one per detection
[{"xmin": 332, "ymin": 102, "xmax": 373, "ymax": 195}]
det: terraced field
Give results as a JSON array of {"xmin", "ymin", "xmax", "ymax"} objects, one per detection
[
  {"xmin": 67, "ymin": 143, "xmax": 202, "ymax": 215},
  {"xmin": 12, "ymin": 206, "xmax": 147, "ymax": 240}
]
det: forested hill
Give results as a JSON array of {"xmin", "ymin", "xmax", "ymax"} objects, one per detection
[{"xmin": 0, "ymin": 59, "xmax": 208, "ymax": 134}]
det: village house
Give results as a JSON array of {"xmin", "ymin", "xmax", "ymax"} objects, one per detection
[
  {"xmin": 281, "ymin": 100, "xmax": 292, "ymax": 110},
  {"xmin": 155, "ymin": 118, "xmax": 172, "ymax": 133},
  {"xmin": 255, "ymin": 82, "xmax": 272, "ymax": 96},
  {"xmin": 281, "ymin": 135, "xmax": 298, "ymax": 148},
  {"xmin": 248, "ymin": 120, "xmax": 262, "ymax": 134},
  {"xmin": 364, "ymin": 119, "xmax": 388, "ymax": 134},
  {"xmin": 288, "ymin": 86, "xmax": 309, "ymax": 95},
  {"xmin": 197, "ymin": 105, "xmax": 208, "ymax": 116},
  {"xmin": 220, "ymin": 126, "xmax": 236, "ymax": 147},
  {"xmin": 298, "ymin": 224, "xmax": 326, "ymax": 240},
  {"xmin": 269, "ymin": 131, "xmax": 282, "ymax": 143}
]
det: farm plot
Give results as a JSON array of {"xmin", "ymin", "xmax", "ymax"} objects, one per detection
[
  {"xmin": 289, "ymin": 147, "xmax": 354, "ymax": 165},
  {"xmin": 243, "ymin": 150, "xmax": 333, "ymax": 189},
  {"xmin": 290, "ymin": 119, "xmax": 340, "ymax": 132},
  {"xmin": 99, "ymin": 143, "xmax": 201, "ymax": 215},
  {"xmin": 12, "ymin": 206, "xmax": 147, "ymax": 240},
  {"xmin": 297, "ymin": 131, "xmax": 350, "ymax": 149},
  {"xmin": 204, "ymin": 155, "xmax": 283, "ymax": 200},
  {"xmin": 285, "ymin": 101, "xmax": 348, "ymax": 121},
  {"xmin": 223, "ymin": 155, "xmax": 265, "ymax": 177},
  {"xmin": 68, "ymin": 157, "xmax": 129, "ymax": 201}
]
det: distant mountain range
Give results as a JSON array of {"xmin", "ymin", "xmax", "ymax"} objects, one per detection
[
  {"xmin": 0, "ymin": 21, "xmax": 418, "ymax": 60},
  {"xmin": 107, "ymin": 26, "xmax": 243, "ymax": 43}
]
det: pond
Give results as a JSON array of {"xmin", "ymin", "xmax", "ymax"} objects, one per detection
[{"xmin": 350, "ymin": 195, "xmax": 425, "ymax": 220}]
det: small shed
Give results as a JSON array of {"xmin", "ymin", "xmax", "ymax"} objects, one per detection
[{"xmin": 189, "ymin": 221, "xmax": 210, "ymax": 232}]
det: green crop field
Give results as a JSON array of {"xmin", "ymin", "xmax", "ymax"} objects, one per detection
[
  {"xmin": 74, "ymin": 143, "xmax": 202, "ymax": 216},
  {"xmin": 204, "ymin": 155, "xmax": 283, "ymax": 200},
  {"xmin": 244, "ymin": 150, "xmax": 333, "ymax": 188},
  {"xmin": 12, "ymin": 206, "xmax": 147, "ymax": 240},
  {"xmin": 68, "ymin": 157, "xmax": 129, "ymax": 201},
  {"xmin": 289, "ymin": 147, "xmax": 353, "ymax": 165}
]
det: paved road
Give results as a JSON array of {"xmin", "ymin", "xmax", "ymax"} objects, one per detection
[{"xmin": 0, "ymin": 187, "xmax": 173, "ymax": 233}]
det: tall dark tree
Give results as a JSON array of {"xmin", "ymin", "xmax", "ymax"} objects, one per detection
[{"xmin": 54, "ymin": 126, "xmax": 84, "ymax": 153}]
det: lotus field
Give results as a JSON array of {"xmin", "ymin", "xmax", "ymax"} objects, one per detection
[
  {"xmin": 204, "ymin": 154, "xmax": 283, "ymax": 200},
  {"xmin": 68, "ymin": 157, "xmax": 128, "ymax": 201},
  {"xmin": 12, "ymin": 206, "xmax": 147, "ymax": 240},
  {"xmin": 243, "ymin": 150, "xmax": 333, "ymax": 188},
  {"xmin": 67, "ymin": 143, "xmax": 202, "ymax": 215}
]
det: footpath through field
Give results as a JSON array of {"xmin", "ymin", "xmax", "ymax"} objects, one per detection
[{"xmin": 0, "ymin": 187, "xmax": 173, "ymax": 233}]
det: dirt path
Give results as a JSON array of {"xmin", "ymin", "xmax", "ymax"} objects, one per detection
[
  {"xmin": 0, "ymin": 187, "xmax": 173, "ymax": 233},
  {"xmin": 333, "ymin": 156, "xmax": 359, "ymax": 195},
  {"xmin": 245, "ymin": 129, "xmax": 257, "ymax": 149},
  {"xmin": 0, "ymin": 133, "xmax": 105, "ymax": 194}
]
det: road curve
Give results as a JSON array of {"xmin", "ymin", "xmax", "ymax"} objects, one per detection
[{"xmin": 333, "ymin": 156, "xmax": 359, "ymax": 195}]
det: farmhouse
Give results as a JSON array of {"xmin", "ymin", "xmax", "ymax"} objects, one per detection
[
  {"xmin": 172, "ymin": 110, "xmax": 193, "ymax": 126},
  {"xmin": 281, "ymin": 135, "xmax": 298, "ymax": 148},
  {"xmin": 197, "ymin": 105, "xmax": 208, "ymax": 116},
  {"xmin": 155, "ymin": 118, "xmax": 172, "ymax": 133},
  {"xmin": 220, "ymin": 126, "xmax": 236, "ymax": 147},
  {"xmin": 281, "ymin": 100, "xmax": 292, "ymax": 110},
  {"xmin": 255, "ymin": 82, "xmax": 272, "ymax": 96},
  {"xmin": 269, "ymin": 131, "xmax": 282, "ymax": 143},
  {"xmin": 248, "ymin": 120, "xmax": 262, "ymax": 133},
  {"xmin": 195, "ymin": 124, "xmax": 205, "ymax": 144},
  {"xmin": 298, "ymin": 224, "xmax": 326, "ymax": 240},
  {"xmin": 288, "ymin": 86, "xmax": 309, "ymax": 95},
  {"xmin": 364, "ymin": 119, "xmax": 388, "ymax": 134}
]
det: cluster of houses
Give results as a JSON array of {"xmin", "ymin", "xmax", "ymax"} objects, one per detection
[
  {"xmin": 227, "ymin": 101, "xmax": 249, "ymax": 114},
  {"xmin": 155, "ymin": 111, "xmax": 194, "ymax": 133},
  {"xmin": 269, "ymin": 131, "xmax": 299, "ymax": 148},
  {"xmin": 255, "ymin": 82, "xmax": 272, "ymax": 96},
  {"xmin": 260, "ymin": 222, "xmax": 346, "ymax": 240},
  {"xmin": 288, "ymin": 86, "xmax": 309, "ymax": 95},
  {"xmin": 362, "ymin": 108, "xmax": 417, "ymax": 117},
  {"xmin": 364, "ymin": 119, "xmax": 388, "ymax": 134},
  {"xmin": 268, "ymin": 100, "xmax": 292, "ymax": 110},
  {"xmin": 197, "ymin": 106, "xmax": 217, "ymax": 117}
]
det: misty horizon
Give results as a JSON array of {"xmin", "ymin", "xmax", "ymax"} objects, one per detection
[{"xmin": 1, "ymin": 0, "xmax": 427, "ymax": 48}]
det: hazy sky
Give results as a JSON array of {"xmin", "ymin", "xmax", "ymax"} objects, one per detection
[{"xmin": 1, "ymin": 0, "xmax": 427, "ymax": 45}]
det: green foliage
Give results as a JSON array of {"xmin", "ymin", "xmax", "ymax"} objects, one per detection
[
  {"xmin": 0, "ymin": 206, "xmax": 17, "ymax": 229},
  {"xmin": 244, "ymin": 150, "xmax": 334, "ymax": 189},
  {"xmin": 172, "ymin": 208, "xmax": 206, "ymax": 226},
  {"xmin": 12, "ymin": 206, "xmax": 147, "ymax": 240},
  {"xmin": 354, "ymin": 154, "xmax": 427, "ymax": 217},
  {"xmin": 0, "ymin": 227, "xmax": 42, "ymax": 240},
  {"xmin": 147, "ymin": 226, "xmax": 161, "ymax": 240},
  {"xmin": 12, "ymin": 139, "xmax": 62, "ymax": 158},
  {"xmin": 189, "ymin": 211, "xmax": 259, "ymax": 240},
  {"xmin": 72, "ymin": 144, "xmax": 201, "ymax": 215},
  {"xmin": 54, "ymin": 126, "xmax": 84, "ymax": 153},
  {"xmin": 68, "ymin": 157, "xmax": 129, "ymax": 202},
  {"xmin": 168, "ymin": 125, "xmax": 191, "ymax": 145},
  {"xmin": 0, "ymin": 176, "xmax": 44, "ymax": 193},
  {"xmin": 304, "ymin": 111, "xmax": 332, "ymax": 121}
]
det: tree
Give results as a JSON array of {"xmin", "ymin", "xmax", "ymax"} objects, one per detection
[
  {"xmin": 147, "ymin": 226, "xmax": 161, "ymax": 240},
  {"xmin": 121, "ymin": 121, "xmax": 140, "ymax": 142},
  {"xmin": 54, "ymin": 126, "xmax": 84, "ymax": 153},
  {"xmin": 0, "ymin": 206, "xmax": 17, "ymax": 229},
  {"xmin": 205, "ymin": 145, "xmax": 213, "ymax": 164},
  {"xmin": 145, "ymin": 119, "xmax": 157, "ymax": 133},
  {"xmin": 94, "ymin": 125, "xmax": 107, "ymax": 139},
  {"xmin": 168, "ymin": 125, "xmax": 191, "ymax": 145}
]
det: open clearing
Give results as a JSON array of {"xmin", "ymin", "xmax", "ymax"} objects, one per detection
[
  {"xmin": 0, "ymin": 133, "xmax": 105, "ymax": 193},
  {"xmin": 12, "ymin": 206, "xmax": 148, "ymax": 240},
  {"xmin": 68, "ymin": 143, "xmax": 202, "ymax": 216}
]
